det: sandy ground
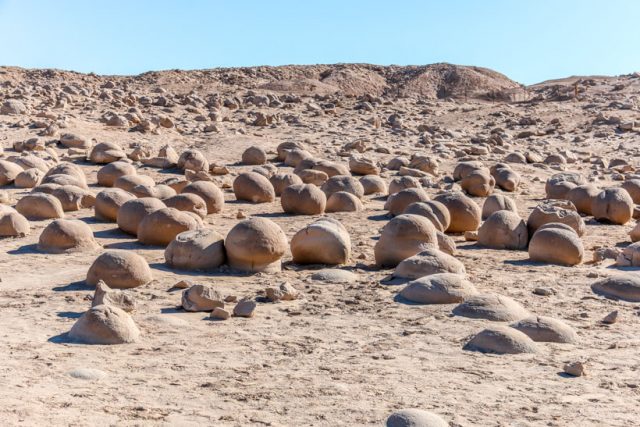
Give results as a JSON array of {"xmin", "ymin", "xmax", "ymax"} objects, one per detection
[{"xmin": 1, "ymin": 66, "xmax": 640, "ymax": 426}]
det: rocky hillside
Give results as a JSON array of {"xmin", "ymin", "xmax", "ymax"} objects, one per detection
[{"xmin": 1, "ymin": 63, "xmax": 525, "ymax": 100}]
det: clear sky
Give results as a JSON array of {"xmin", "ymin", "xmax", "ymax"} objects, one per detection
[{"xmin": 0, "ymin": 0, "xmax": 638, "ymax": 85}]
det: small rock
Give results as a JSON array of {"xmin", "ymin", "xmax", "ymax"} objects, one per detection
[
  {"xmin": 265, "ymin": 282, "xmax": 300, "ymax": 302},
  {"xmin": 224, "ymin": 295, "xmax": 237, "ymax": 303},
  {"xmin": 92, "ymin": 281, "xmax": 137, "ymax": 312},
  {"xmin": 563, "ymin": 361, "xmax": 587, "ymax": 377},
  {"xmin": 173, "ymin": 280, "xmax": 193, "ymax": 289},
  {"xmin": 181, "ymin": 284, "xmax": 224, "ymax": 312},
  {"xmin": 210, "ymin": 307, "xmax": 231, "ymax": 320},
  {"xmin": 233, "ymin": 299, "xmax": 257, "ymax": 318},
  {"xmin": 464, "ymin": 231, "xmax": 478, "ymax": 241},
  {"xmin": 236, "ymin": 210, "xmax": 247, "ymax": 219},
  {"xmin": 209, "ymin": 164, "xmax": 230, "ymax": 175},
  {"xmin": 592, "ymin": 247, "xmax": 621, "ymax": 263},
  {"xmin": 533, "ymin": 287, "xmax": 554, "ymax": 296},
  {"xmin": 602, "ymin": 310, "xmax": 619, "ymax": 324}
]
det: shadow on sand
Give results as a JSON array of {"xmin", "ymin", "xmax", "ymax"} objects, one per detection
[
  {"xmin": 52, "ymin": 280, "xmax": 92, "ymax": 292},
  {"xmin": 57, "ymin": 311, "xmax": 83, "ymax": 319},
  {"xmin": 7, "ymin": 244, "xmax": 39, "ymax": 255}
]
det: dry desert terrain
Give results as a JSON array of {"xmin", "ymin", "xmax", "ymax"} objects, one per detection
[{"xmin": 0, "ymin": 64, "xmax": 639, "ymax": 426}]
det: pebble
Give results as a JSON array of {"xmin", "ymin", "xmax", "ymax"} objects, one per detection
[
  {"xmin": 210, "ymin": 307, "xmax": 230, "ymax": 320},
  {"xmin": 563, "ymin": 361, "xmax": 587, "ymax": 377},
  {"xmin": 602, "ymin": 310, "xmax": 619, "ymax": 324},
  {"xmin": 233, "ymin": 299, "xmax": 257, "ymax": 318},
  {"xmin": 172, "ymin": 280, "xmax": 193, "ymax": 289},
  {"xmin": 533, "ymin": 287, "xmax": 554, "ymax": 296}
]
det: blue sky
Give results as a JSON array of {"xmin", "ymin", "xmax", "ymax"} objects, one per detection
[{"xmin": 0, "ymin": 0, "xmax": 638, "ymax": 84}]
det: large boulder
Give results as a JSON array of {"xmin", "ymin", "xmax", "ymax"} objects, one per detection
[
  {"xmin": 37, "ymin": 219, "xmax": 99, "ymax": 253},
  {"xmin": 321, "ymin": 175, "xmax": 364, "ymax": 199},
  {"xmin": 137, "ymin": 207, "xmax": 200, "ymax": 246},
  {"xmin": 164, "ymin": 193, "xmax": 208, "ymax": 218},
  {"xmin": 452, "ymin": 294, "xmax": 530, "ymax": 321},
  {"xmin": 290, "ymin": 218, "xmax": 351, "ymax": 265},
  {"xmin": 510, "ymin": 316, "xmax": 577, "ymax": 343},
  {"xmin": 94, "ymin": 188, "xmax": 136, "ymax": 222},
  {"xmin": 116, "ymin": 197, "xmax": 166, "ymax": 236},
  {"xmin": 281, "ymin": 184, "xmax": 326, "ymax": 215},
  {"xmin": 15, "ymin": 193, "xmax": 65, "ymax": 220},
  {"xmin": 388, "ymin": 176, "xmax": 420, "ymax": 195},
  {"xmin": 14, "ymin": 168, "xmax": 44, "ymax": 188},
  {"xmin": 89, "ymin": 142, "xmax": 127, "ymax": 164},
  {"xmin": 97, "ymin": 161, "xmax": 137, "ymax": 187},
  {"xmin": 566, "ymin": 184, "xmax": 600, "ymax": 216},
  {"xmin": 86, "ymin": 250, "xmax": 153, "ymax": 289},
  {"xmin": 0, "ymin": 160, "xmax": 24, "ymax": 185},
  {"xmin": 394, "ymin": 248, "xmax": 466, "ymax": 280},
  {"xmin": 113, "ymin": 174, "xmax": 155, "ymax": 193},
  {"xmin": 68, "ymin": 305, "xmax": 140, "ymax": 344},
  {"xmin": 51, "ymin": 185, "xmax": 95, "ymax": 211},
  {"xmin": 460, "ymin": 169, "xmax": 495, "ymax": 197},
  {"xmin": 165, "ymin": 228, "xmax": 226, "ymax": 271},
  {"xmin": 399, "ymin": 273, "xmax": 477, "ymax": 304},
  {"xmin": 225, "ymin": 217, "xmax": 287, "ymax": 273},
  {"xmin": 276, "ymin": 141, "xmax": 306, "ymax": 161},
  {"xmin": 433, "ymin": 191, "xmax": 481, "ymax": 233},
  {"xmin": 452, "ymin": 161, "xmax": 483, "ymax": 180},
  {"xmin": 59, "ymin": 133, "xmax": 91, "ymax": 150},
  {"xmin": 617, "ymin": 241, "xmax": 640, "ymax": 266},
  {"xmin": 385, "ymin": 188, "xmax": 429, "ymax": 216},
  {"xmin": 1, "ymin": 99, "xmax": 27, "ymax": 115},
  {"xmin": 44, "ymin": 163, "xmax": 87, "ymax": 189},
  {"xmin": 178, "ymin": 149, "xmax": 209, "ymax": 172},
  {"xmin": 349, "ymin": 156, "xmax": 379, "ymax": 175},
  {"xmin": 233, "ymin": 172, "xmax": 275, "ymax": 203},
  {"xmin": 527, "ymin": 200, "xmax": 585, "ymax": 236},
  {"xmin": 181, "ymin": 181, "xmax": 225, "ymax": 214},
  {"xmin": 374, "ymin": 214, "xmax": 438, "ymax": 267},
  {"xmin": 621, "ymin": 179, "xmax": 640, "ymax": 204},
  {"xmin": 326, "ymin": 191, "xmax": 363, "ymax": 212},
  {"xmin": 591, "ymin": 188, "xmax": 634, "ymax": 225},
  {"xmin": 481, "ymin": 194, "xmax": 518, "ymax": 220},
  {"xmin": 463, "ymin": 326, "xmax": 538, "ymax": 354},
  {"xmin": 477, "ymin": 210, "xmax": 528, "ymax": 250},
  {"xmin": 491, "ymin": 165, "xmax": 520, "ymax": 192},
  {"xmin": 241, "ymin": 146, "xmax": 267, "ymax": 165},
  {"xmin": 404, "ymin": 201, "xmax": 451, "ymax": 232},
  {"xmin": 270, "ymin": 173, "xmax": 303, "ymax": 196},
  {"xmin": 360, "ymin": 175, "xmax": 388, "ymax": 195},
  {"xmin": 528, "ymin": 227, "xmax": 583, "ymax": 266},
  {"xmin": 0, "ymin": 209, "xmax": 30, "ymax": 237},
  {"xmin": 591, "ymin": 274, "xmax": 640, "ymax": 302},
  {"xmin": 545, "ymin": 172, "xmax": 584, "ymax": 199}
]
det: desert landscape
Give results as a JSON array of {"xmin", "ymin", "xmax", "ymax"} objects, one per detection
[{"xmin": 1, "ymin": 63, "xmax": 640, "ymax": 426}]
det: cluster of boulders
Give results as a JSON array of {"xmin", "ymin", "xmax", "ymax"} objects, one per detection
[
  {"xmin": 5, "ymin": 68, "xmax": 640, "ymax": 425},
  {"xmin": 0, "ymin": 135, "xmax": 640, "ymax": 352},
  {"xmin": 1, "ymin": 137, "xmax": 639, "ymax": 349}
]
